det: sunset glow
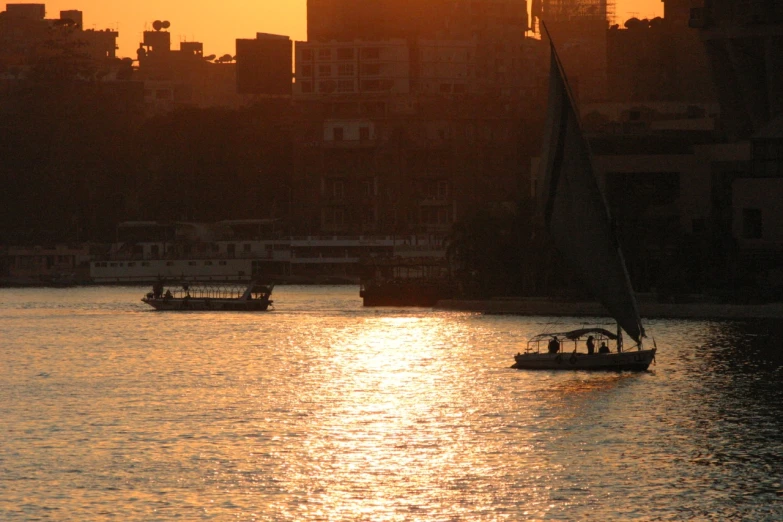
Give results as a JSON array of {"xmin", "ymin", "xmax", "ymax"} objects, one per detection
[{"xmin": 39, "ymin": 0, "xmax": 662, "ymax": 57}]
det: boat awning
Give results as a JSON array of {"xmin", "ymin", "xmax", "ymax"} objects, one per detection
[{"xmin": 530, "ymin": 328, "xmax": 618, "ymax": 342}]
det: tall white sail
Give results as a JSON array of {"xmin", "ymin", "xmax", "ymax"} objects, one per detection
[{"xmin": 537, "ymin": 42, "xmax": 644, "ymax": 343}]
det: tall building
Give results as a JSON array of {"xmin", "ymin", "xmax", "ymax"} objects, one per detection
[
  {"xmin": 0, "ymin": 4, "xmax": 119, "ymax": 70},
  {"xmin": 534, "ymin": 1, "xmax": 610, "ymax": 103},
  {"xmin": 606, "ymin": 1, "xmax": 714, "ymax": 104},
  {"xmin": 690, "ymin": 0, "xmax": 783, "ymax": 139},
  {"xmin": 292, "ymin": 0, "xmax": 538, "ymax": 237},
  {"xmin": 684, "ymin": 0, "xmax": 783, "ymax": 295},
  {"xmin": 307, "ymin": 0, "xmax": 454, "ymax": 42},
  {"xmin": 235, "ymin": 33, "xmax": 292, "ymax": 96}
]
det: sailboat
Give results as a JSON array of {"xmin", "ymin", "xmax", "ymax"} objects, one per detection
[{"xmin": 511, "ymin": 28, "xmax": 656, "ymax": 371}]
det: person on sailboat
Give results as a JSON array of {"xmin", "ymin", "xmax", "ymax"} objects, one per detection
[
  {"xmin": 586, "ymin": 335, "xmax": 595, "ymax": 355},
  {"xmin": 598, "ymin": 341, "xmax": 610, "ymax": 354},
  {"xmin": 547, "ymin": 336, "xmax": 560, "ymax": 354}
]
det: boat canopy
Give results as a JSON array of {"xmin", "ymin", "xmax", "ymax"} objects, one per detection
[{"xmin": 529, "ymin": 328, "xmax": 618, "ymax": 342}]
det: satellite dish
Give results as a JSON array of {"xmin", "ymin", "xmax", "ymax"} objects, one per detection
[
  {"xmin": 162, "ymin": 21, "xmax": 171, "ymax": 29},
  {"xmin": 152, "ymin": 20, "xmax": 162, "ymax": 31}
]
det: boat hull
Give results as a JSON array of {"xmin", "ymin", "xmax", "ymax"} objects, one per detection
[
  {"xmin": 142, "ymin": 298, "xmax": 272, "ymax": 311},
  {"xmin": 511, "ymin": 349, "xmax": 656, "ymax": 371},
  {"xmin": 360, "ymin": 282, "xmax": 449, "ymax": 307}
]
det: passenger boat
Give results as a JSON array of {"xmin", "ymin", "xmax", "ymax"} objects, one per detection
[
  {"xmin": 512, "ymin": 328, "xmax": 655, "ymax": 371},
  {"xmin": 142, "ymin": 281, "xmax": 274, "ymax": 311},
  {"xmin": 512, "ymin": 26, "xmax": 656, "ymax": 371}
]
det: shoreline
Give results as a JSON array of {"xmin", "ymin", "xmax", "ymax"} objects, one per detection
[{"xmin": 435, "ymin": 298, "xmax": 783, "ymax": 320}]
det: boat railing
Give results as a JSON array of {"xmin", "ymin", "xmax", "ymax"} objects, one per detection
[
  {"xmin": 96, "ymin": 251, "xmax": 278, "ymax": 262},
  {"xmin": 526, "ymin": 333, "xmax": 616, "ymax": 354},
  {"xmin": 161, "ymin": 284, "xmax": 252, "ymax": 300}
]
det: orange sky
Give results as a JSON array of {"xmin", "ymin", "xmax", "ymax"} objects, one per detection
[{"xmin": 38, "ymin": 1, "xmax": 663, "ymax": 58}]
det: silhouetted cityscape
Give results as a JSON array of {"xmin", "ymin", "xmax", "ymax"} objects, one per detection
[{"xmin": 1, "ymin": 1, "xmax": 782, "ymax": 303}]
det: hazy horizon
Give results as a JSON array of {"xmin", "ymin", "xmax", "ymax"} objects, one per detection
[{"xmin": 37, "ymin": 0, "xmax": 663, "ymax": 58}]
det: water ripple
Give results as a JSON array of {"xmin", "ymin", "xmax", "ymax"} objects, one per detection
[{"xmin": 0, "ymin": 287, "xmax": 781, "ymax": 520}]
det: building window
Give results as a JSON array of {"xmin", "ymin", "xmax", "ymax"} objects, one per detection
[
  {"xmin": 440, "ymin": 83, "xmax": 452, "ymax": 93},
  {"xmin": 363, "ymin": 179, "xmax": 374, "ymax": 196},
  {"xmin": 453, "ymin": 83, "xmax": 467, "ymax": 94},
  {"xmin": 323, "ymin": 207, "xmax": 345, "ymax": 225},
  {"xmin": 329, "ymin": 179, "xmax": 345, "ymax": 198},
  {"xmin": 753, "ymin": 140, "xmax": 783, "ymax": 177},
  {"xmin": 363, "ymin": 207, "xmax": 376, "ymax": 224},
  {"xmin": 318, "ymin": 64, "xmax": 332, "ymax": 76},
  {"xmin": 302, "ymin": 49, "xmax": 313, "ymax": 61},
  {"xmin": 361, "ymin": 47, "xmax": 380, "ymax": 60},
  {"xmin": 243, "ymin": 244, "xmax": 251, "ymax": 252},
  {"xmin": 302, "ymin": 64, "xmax": 313, "ymax": 76},
  {"xmin": 333, "ymin": 127, "xmax": 344, "ymax": 141},
  {"xmin": 300, "ymin": 81, "xmax": 313, "ymax": 93},
  {"xmin": 437, "ymin": 180, "xmax": 449, "ymax": 200},
  {"xmin": 361, "ymin": 79, "xmax": 382, "ymax": 92},
  {"xmin": 361, "ymin": 63, "xmax": 381, "ymax": 75},
  {"xmin": 318, "ymin": 48, "xmax": 331, "ymax": 60},
  {"xmin": 359, "ymin": 127, "xmax": 370, "ymax": 141},
  {"xmin": 318, "ymin": 80, "xmax": 336, "ymax": 93},
  {"xmin": 337, "ymin": 63, "xmax": 354, "ymax": 76},
  {"xmin": 438, "ymin": 207, "xmax": 450, "ymax": 224},
  {"xmin": 337, "ymin": 79, "xmax": 355, "ymax": 92},
  {"xmin": 742, "ymin": 208, "xmax": 762, "ymax": 239},
  {"xmin": 337, "ymin": 48, "xmax": 354, "ymax": 60}
]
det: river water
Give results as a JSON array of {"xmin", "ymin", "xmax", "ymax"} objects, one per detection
[{"xmin": 1, "ymin": 285, "xmax": 782, "ymax": 520}]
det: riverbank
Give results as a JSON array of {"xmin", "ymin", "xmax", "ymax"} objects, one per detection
[
  {"xmin": 436, "ymin": 298, "xmax": 783, "ymax": 320},
  {"xmin": 0, "ymin": 275, "xmax": 359, "ymax": 288}
]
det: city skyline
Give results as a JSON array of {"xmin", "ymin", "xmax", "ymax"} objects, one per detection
[{"xmin": 38, "ymin": 0, "xmax": 663, "ymax": 57}]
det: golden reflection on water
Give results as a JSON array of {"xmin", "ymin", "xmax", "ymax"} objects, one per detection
[
  {"xmin": 2, "ymin": 287, "xmax": 783, "ymax": 520},
  {"xmin": 290, "ymin": 315, "xmax": 488, "ymax": 519}
]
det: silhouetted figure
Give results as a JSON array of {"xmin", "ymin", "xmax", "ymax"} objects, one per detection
[
  {"xmin": 548, "ymin": 336, "xmax": 560, "ymax": 354},
  {"xmin": 599, "ymin": 342, "xmax": 610, "ymax": 354},
  {"xmin": 586, "ymin": 335, "xmax": 595, "ymax": 355}
]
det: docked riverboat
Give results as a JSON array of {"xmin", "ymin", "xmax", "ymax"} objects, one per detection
[
  {"xmin": 359, "ymin": 257, "xmax": 453, "ymax": 307},
  {"xmin": 142, "ymin": 281, "xmax": 274, "ymax": 311}
]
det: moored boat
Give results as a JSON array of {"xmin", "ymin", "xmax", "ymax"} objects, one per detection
[
  {"xmin": 142, "ymin": 281, "xmax": 274, "ymax": 311},
  {"xmin": 359, "ymin": 257, "xmax": 453, "ymax": 307}
]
